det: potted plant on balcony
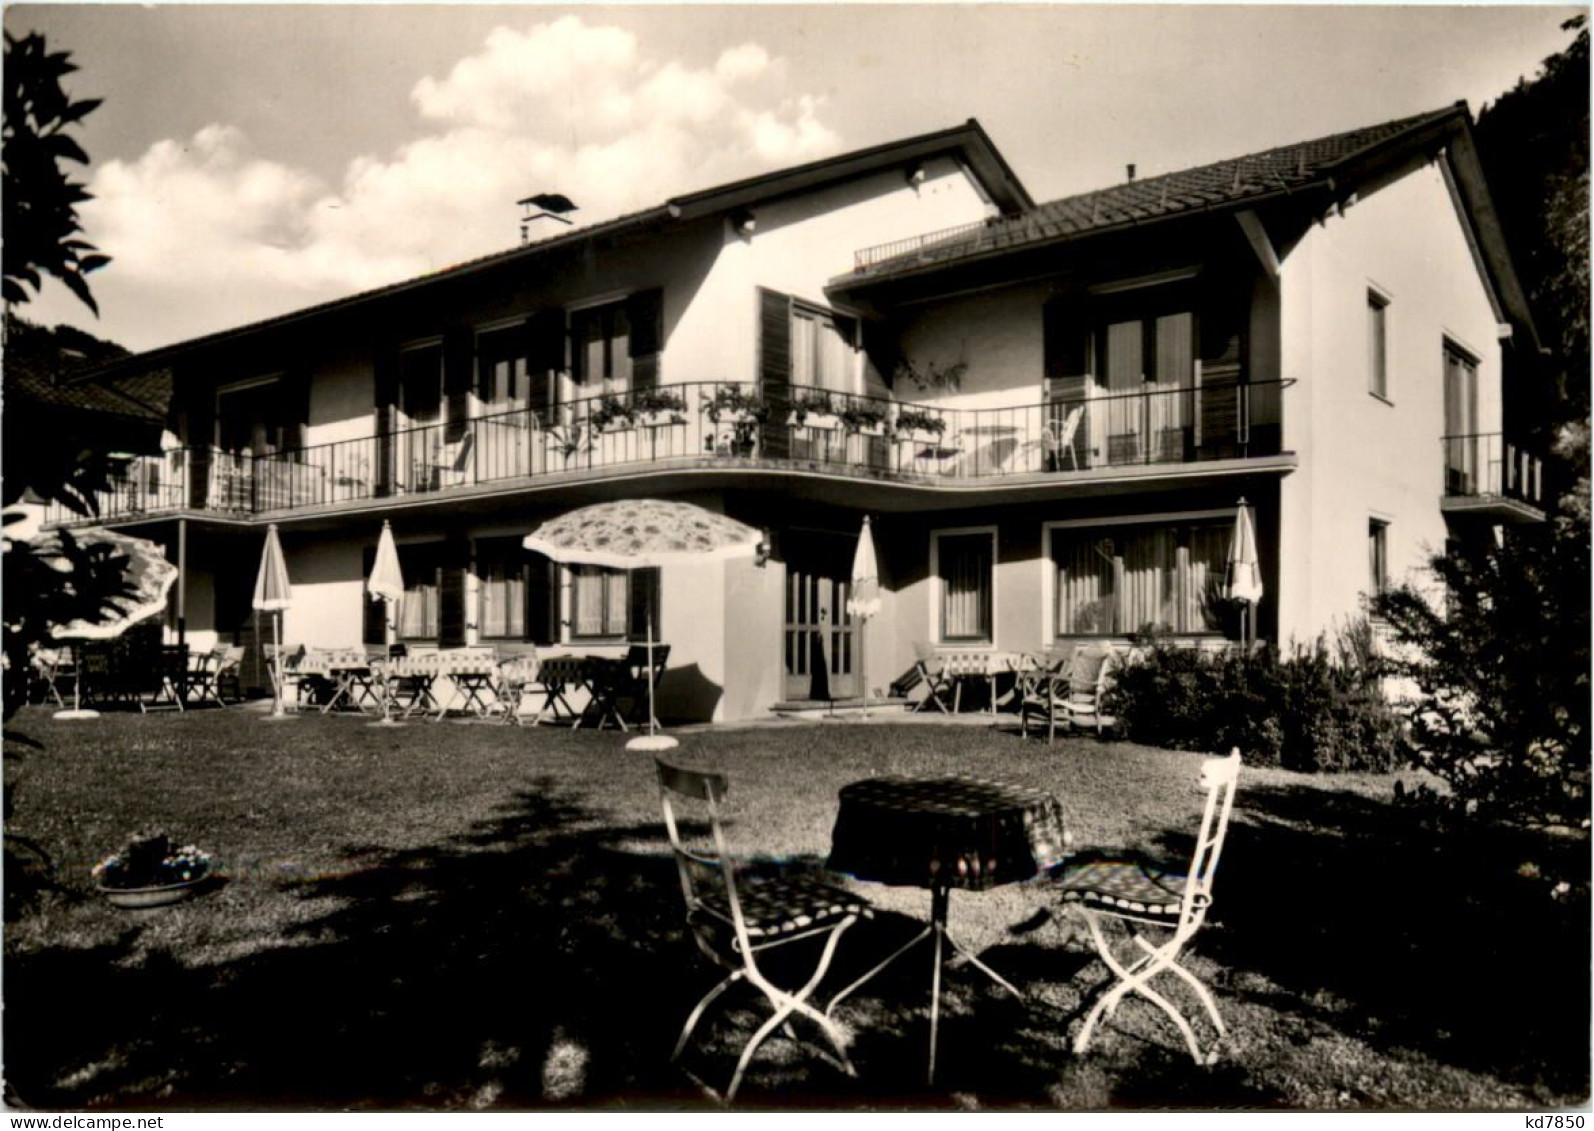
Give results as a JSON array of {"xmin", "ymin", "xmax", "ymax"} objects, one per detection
[
  {"xmin": 893, "ymin": 406, "xmax": 948, "ymax": 443},
  {"xmin": 701, "ymin": 386, "xmax": 768, "ymax": 457},
  {"xmin": 633, "ymin": 388, "xmax": 687, "ymax": 427},
  {"xmin": 838, "ymin": 400, "xmax": 890, "ymax": 437},
  {"xmin": 790, "ymin": 390, "xmax": 840, "ymax": 430},
  {"xmin": 588, "ymin": 396, "xmax": 637, "ymax": 434}
]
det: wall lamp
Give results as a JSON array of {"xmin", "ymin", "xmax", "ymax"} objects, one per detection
[
  {"xmin": 732, "ymin": 209, "xmax": 757, "ymax": 238},
  {"xmin": 754, "ymin": 529, "xmax": 772, "ymax": 567},
  {"xmin": 906, "ymin": 164, "xmax": 927, "ymax": 189}
]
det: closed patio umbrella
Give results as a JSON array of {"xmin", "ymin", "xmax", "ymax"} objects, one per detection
[
  {"xmin": 252, "ymin": 523, "xmax": 293, "ymax": 719},
  {"xmin": 1226, "ymin": 498, "xmax": 1263, "ymax": 647},
  {"xmin": 367, "ymin": 521, "xmax": 405, "ymax": 726},
  {"xmin": 36, "ymin": 527, "xmax": 180, "ymax": 719},
  {"xmin": 523, "ymin": 499, "xmax": 763, "ymax": 750},
  {"xmin": 845, "ymin": 516, "xmax": 881, "ymax": 720}
]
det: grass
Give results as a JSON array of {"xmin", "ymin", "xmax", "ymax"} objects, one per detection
[{"xmin": 4, "ymin": 706, "xmax": 1588, "ymax": 1111}]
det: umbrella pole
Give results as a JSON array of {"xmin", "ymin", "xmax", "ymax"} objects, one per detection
[
  {"xmin": 647, "ymin": 616, "xmax": 657, "ymax": 737},
  {"xmin": 272, "ymin": 612, "xmax": 285, "ymax": 717},
  {"xmin": 860, "ymin": 616, "xmax": 868, "ymax": 721}
]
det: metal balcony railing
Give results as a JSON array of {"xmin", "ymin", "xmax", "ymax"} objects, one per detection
[
  {"xmin": 1441, "ymin": 433, "xmax": 1543, "ymax": 506},
  {"xmin": 43, "ymin": 377, "xmax": 1290, "ymax": 525}
]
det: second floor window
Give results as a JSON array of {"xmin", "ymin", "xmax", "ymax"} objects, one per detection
[
  {"xmin": 399, "ymin": 342, "xmax": 444, "ymax": 428},
  {"xmin": 1368, "ymin": 290, "xmax": 1389, "ymax": 399}
]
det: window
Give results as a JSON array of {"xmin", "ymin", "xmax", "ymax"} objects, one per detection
[
  {"xmin": 568, "ymin": 565, "xmax": 660, "ymax": 642},
  {"xmin": 1367, "ymin": 290, "xmax": 1389, "ymax": 399},
  {"xmin": 570, "ymin": 301, "xmax": 632, "ymax": 396},
  {"xmin": 216, "ymin": 379, "xmax": 287, "ymax": 455},
  {"xmin": 791, "ymin": 305, "xmax": 856, "ymax": 393},
  {"xmin": 933, "ymin": 530, "xmax": 995, "ymax": 644},
  {"xmin": 479, "ymin": 550, "xmax": 527, "ymax": 640},
  {"xmin": 1368, "ymin": 519, "xmax": 1389, "ymax": 596},
  {"xmin": 1052, "ymin": 519, "xmax": 1234, "ymax": 637},
  {"xmin": 395, "ymin": 543, "xmax": 442, "ymax": 641},
  {"xmin": 476, "ymin": 326, "xmax": 530, "ymax": 417}
]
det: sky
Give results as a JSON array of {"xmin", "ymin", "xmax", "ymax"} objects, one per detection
[{"xmin": 6, "ymin": 2, "xmax": 1584, "ymax": 354}]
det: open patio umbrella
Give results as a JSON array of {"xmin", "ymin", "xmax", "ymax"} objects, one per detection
[
  {"xmin": 252, "ymin": 523, "xmax": 293, "ymax": 719},
  {"xmin": 37, "ymin": 527, "xmax": 179, "ymax": 719},
  {"xmin": 523, "ymin": 499, "xmax": 763, "ymax": 750},
  {"xmin": 1226, "ymin": 498, "xmax": 1263, "ymax": 648},
  {"xmin": 367, "ymin": 521, "xmax": 405, "ymax": 726},
  {"xmin": 845, "ymin": 516, "xmax": 881, "ymax": 720}
]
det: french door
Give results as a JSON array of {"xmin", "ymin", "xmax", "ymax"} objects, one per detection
[{"xmin": 782, "ymin": 534, "xmax": 859, "ymax": 701}]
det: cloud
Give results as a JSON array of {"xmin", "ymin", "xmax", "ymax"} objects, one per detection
[{"xmin": 76, "ymin": 16, "xmax": 844, "ymax": 349}]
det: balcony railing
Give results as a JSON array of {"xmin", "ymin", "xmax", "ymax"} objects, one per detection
[
  {"xmin": 44, "ymin": 377, "xmax": 1289, "ymax": 525},
  {"xmin": 1441, "ymin": 433, "xmax": 1543, "ymax": 506}
]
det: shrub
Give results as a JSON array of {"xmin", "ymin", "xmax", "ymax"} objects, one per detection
[{"xmin": 1107, "ymin": 620, "xmax": 1406, "ymax": 773}]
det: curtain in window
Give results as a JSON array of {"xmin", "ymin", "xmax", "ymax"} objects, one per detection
[
  {"xmin": 1185, "ymin": 523, "xmax": 1231, "ymax": 632},
  {"xmin": 573, "ymin": 565, "xmax": 628, "ymax": 637},
  {"xmin": 479, "ymin": 558, "xmax": 525, "ymax": 639},
  {"xmin": 939, "ymin": 534, "xmax": 992, "ymax": 642},
  {"xmin": 1056, "ymin": 534, "xmax": 1117, "ymax": 635},
  {"xmin": 1121, "ymin": 528, "xmax": 1178, "ymax": 633},
  {"xmin": 400, "ymin": 575, "xmax": 438, "ymax": 639}
]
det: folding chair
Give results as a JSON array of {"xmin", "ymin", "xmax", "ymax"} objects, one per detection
[
  {"xmin": 910, "ymin": 642, "xmax": 956, "ymax": 713},
  {"xmin": 492, "ymin": 654, "xmax": 538, "ymax": 725},
  {"xmin": 1016, "ymin": 647, "xmax": 1077, "ymax": 743},
  {"xmin": 1053, "ymin": 749, "xmax": 1242, "ymax": 1065},
  {"xmin": 578, "ymin": 658, "xmax": 631, "ymax": 731},
  {"xmin": 34, "ymin": 646, "xmax": 74, "ymax": 707},
  {"xmin": 655, "ymin": 758, "xmax": 869, "ymax": 1102},
  {"xmin": 622, "ymin": 643, "xmax": 671, "ymax": 728},
  {"xmin": 142, "ymin": 646, "xmax": 189, "ymax": 713}
]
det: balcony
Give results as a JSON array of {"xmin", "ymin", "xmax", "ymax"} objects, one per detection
[
  {"xmin": 44, "ymin": 378, "xmax": 1291, "ymax": 527},
  {"xmin": 1440, "ymin": 433, "xmax": 1546, "ymax": 523}
]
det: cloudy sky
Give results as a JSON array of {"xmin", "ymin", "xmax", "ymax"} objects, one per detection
[{"xmin": 7, "ymin": 3, "xmax": 1581, "ymax": 354}]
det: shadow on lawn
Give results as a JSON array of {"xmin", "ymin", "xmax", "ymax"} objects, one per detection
[
  {"xmin": 7, "ymin": 766, "xmax": 1587, "ymax": 1110},
  {"xmin": 6, "ymin": 776, "xmax": 1113, "ymax": 1110},
  {"xmin": 1181, "ymin": 781, "xmax": 1590, "ymax": 1101}
]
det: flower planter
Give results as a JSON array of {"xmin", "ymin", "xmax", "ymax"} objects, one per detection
[
  {"xmin": 640, "ymin": 410, "xmax": 684, "ymax": 429},
  {"xmin": 99, "ymin": 862, "xmax": 215, "ymax": 910},
  {"xmin": 794, "ymin": 412, "xmax": 841, "ymax": 431}
]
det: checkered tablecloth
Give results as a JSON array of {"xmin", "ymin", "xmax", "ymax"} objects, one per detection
[{"xmin": 827, "ymin": 775, "xmax": 1072, "ymax": 891}]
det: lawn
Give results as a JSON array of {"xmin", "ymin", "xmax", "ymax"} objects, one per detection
[{"xmin": 4, "ymin": 706, "xmax": 1588, "ymax": 1111}]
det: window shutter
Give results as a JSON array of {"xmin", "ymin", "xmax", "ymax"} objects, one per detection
[
  {"xmin": 758, "ymin": 288, "xmax": 793, "ymax": 458},
  {"xmin": 627, "ymin": 567, "xmax": 661, "ymax": 642},
  {"xmin": 373, "ymin": 345, "xmax": 398, "ymax": 496},
  {"xmin": 1043, "ymin": 295, "xmax": 1092, "ymax": 405},
  {"xmin": 362, "ymin": 546, "xmax": 387, "ymax": 645},
  {"xmin": 180, "ymin": 370, "xmax": 214, "ymax": 508},
  {"xmin": 520, "ymin": 311, "xmax": 562, "ymax": 412},
  {"xmin": 284, "ymin": 367, "xmax": 312, "ymax": 452},
  {"xmin": 861, "ymin": 318, "xmax": 900, "ymax": 395},
  {"xmin": 525, "ymin": 551, "xmax": 557, "ymax": 645},
  {"xmin": 443, "ymin": 328, "xmax": 473, "ymax": 443},
  {"xmin": 1197, "ymin": 284, "xmax": 1245, "ymax": 456},
  {"xmin": 438, "ymin": 539, "xmax": 469, "ymax": 648},
  {"xmin": 627, "ymin": 289, "xmax": 663, "ymax": 391}
]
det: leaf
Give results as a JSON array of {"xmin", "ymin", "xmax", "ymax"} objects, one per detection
[
  {"xmin": 60, "ymin": 97, "xmax": 102, "ymax": 124},
  {"xmin": 77, "ymin": 253, "xmax": 110, "ymax": 274},
  {"xmin": 43, "ymin": 133, "xmax": 89, "ymax": 164}
]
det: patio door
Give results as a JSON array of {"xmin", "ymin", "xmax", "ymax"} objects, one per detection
[{"xmin": 782, "ymin": 533, "xmax": 858, "ymax": 701}]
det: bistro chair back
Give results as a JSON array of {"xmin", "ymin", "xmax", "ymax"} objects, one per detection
[
  {"xmin": 1061, "ymin": 643, "xmax": 1121, "ymax": 736},
  {"xmin": 1053, "ymin": 748, "xmax": 1242, "ymax": 1065},
  {"xmin": 910, "ymin": 641, "xmax": 956, "ymax": 713},
  {"xmin": 654, "ymin": 757, "xmax": 868, "ymax": 1103}
]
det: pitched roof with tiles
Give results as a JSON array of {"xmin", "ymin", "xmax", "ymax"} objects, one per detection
[{"xmin": 846, "ymin": 104, "xmax": 1469, "ymax": 280}]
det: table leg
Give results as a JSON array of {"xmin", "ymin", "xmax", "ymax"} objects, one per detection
[{"xmin": 928, "ymin": 884, "xmax": 948, "ymax": 1085}]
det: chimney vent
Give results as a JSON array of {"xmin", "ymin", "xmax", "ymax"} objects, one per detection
[
  {"xmin": 518, "ymin": 193, "xmax": 578, "ymax": 245},
  {"xmin": 1126, "ymin": 164, "xmax": 1136, "ymax": 182}
]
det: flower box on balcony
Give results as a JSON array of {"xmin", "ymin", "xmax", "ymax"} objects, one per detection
[
  {"xmin": 792, "ymin": 410, "xmax": 841, "ymax": 431},
  {"xmin": 640, "ymin": 409, "xmax": 685, "ymax": 429}
]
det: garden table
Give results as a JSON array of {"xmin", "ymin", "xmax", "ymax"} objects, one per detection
[
  {"xmin": 826, "ymin": 775, "xmax": 1072, "ymax": 1083},
  {"xmin": 315, "ymin": 649, "xmax": 378, "ymax": 714},
  {"xmin": 427, "ymin": 650, "xmax": 502, "ymax": 720},
  {"xmin": 528, "ymin": 655, "xmax": 595, "ymax": 725}
]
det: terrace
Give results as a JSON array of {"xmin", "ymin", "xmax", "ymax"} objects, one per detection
[{"xmin": 44, "ymin": 378, "xmax": 1292, "ymax": 527}]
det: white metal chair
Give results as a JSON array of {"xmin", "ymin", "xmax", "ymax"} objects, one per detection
[
  {"xmin": 655, "ymin": 757, "xmax": 868, "ymax": 1102},
  {"xmin": 1054, "ymin": 748, "xmax": 1242, "ymax": 1065},
  {"xmin": 1042, "ymin": 405, "xmax": 1083, "ymax": 472}
]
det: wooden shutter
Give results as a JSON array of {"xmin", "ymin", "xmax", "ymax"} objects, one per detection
[
  {"xmin": 443, "ymin": 328, "xmax": 473, "ymax": 443},
  {"xmin": 1043, "ymin": 295, "xmax": 1092, "ymax": 404},
  {"xmin": 284, "ymin": 367, "xmax": 312, "ymax": 452},
  {"xmin": 362, "ymin": 546, "xmax": 386, "ymax": 645},
  {"xmin": 861, "ymin": 318, "xmax": 898, "ymax": 396},
  {"xmin": 181, "ymin": 370, "xmax": 214, "ymax": 508},
  {"xmin": 373, "ymin": 345, "xmax": 398, "ymax": 496},
  {"xmin": 627, "ymin": 567, "xmax": 661, "ymax": 642},
  {"xmin": 758, "ymin": 288, "xmax": 793, "ymax": 458},
  {"xmin": 627, "ymin": 289, "xmax": 663, "ymax": 391},
  {"xmin": 438, "ymin": 539, "xmax": 469, "ymax": 647},
  {"xmin": 1197, "ymin": 283, "xmax": 1245, "ymax": 456},
  {"xmin": 526, "ymin": 551, "xmax": 557, "ymax": 645}
]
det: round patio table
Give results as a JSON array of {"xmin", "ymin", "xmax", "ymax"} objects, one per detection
[{"xmin": 825, "ymin": 775, "xmax": 1072, "ymax": 1083}]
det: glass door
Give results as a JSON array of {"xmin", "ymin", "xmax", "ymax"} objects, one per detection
[{"xmin": 782, "ymin": 534, "xmax": 858, "ymax": 701}]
